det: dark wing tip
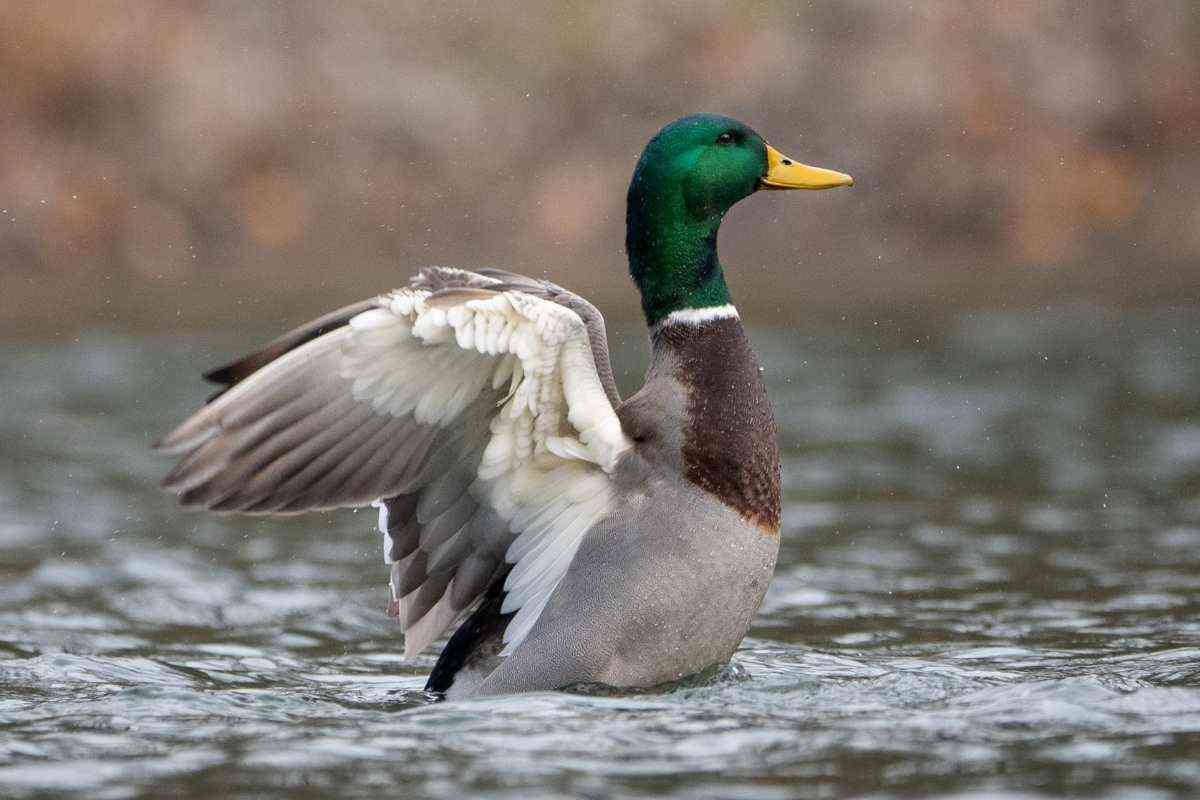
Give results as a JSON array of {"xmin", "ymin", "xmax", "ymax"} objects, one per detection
[
  {"xmin": 203, "ymin": 362, "xmax": 240, "ymax": 386},
  {"xmin": 201, "ymin": 346, "xmax": 285, "ymax": 396},
  {"xmin": 200, "ymin": 361, "xmax": 246, "ymax": 403}
]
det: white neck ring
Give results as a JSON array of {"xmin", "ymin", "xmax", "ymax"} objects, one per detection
[{"xmin": 658, "ymin": 304, "xmax": 740, "ymax": 327}]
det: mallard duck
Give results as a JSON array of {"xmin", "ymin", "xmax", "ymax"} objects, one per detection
[{"xmin": 158, "ymin": 114, "xmax": 852, "ymax": 698}]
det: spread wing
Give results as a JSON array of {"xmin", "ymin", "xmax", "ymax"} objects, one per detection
[{"xmin": 158, "ymin": 267, "xmax": 632, "ymax": 656}]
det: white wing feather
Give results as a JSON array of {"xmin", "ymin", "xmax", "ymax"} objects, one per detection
[{"xmin": 364, "ymin": 286, "xmax": 630, "ymax": 654}]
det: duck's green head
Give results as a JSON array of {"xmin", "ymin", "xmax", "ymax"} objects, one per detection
[{"xmin": 626, "ymin": 113, "xmax": 852, "ymax": 325}]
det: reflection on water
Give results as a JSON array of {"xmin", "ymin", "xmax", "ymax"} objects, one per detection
[{"xmin": 2, "ymin": 307, "xmax": 1200, "ymax": 799}]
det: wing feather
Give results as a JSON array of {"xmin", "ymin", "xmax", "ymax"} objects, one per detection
[{"xmin": 159, "ymin": 267, "xmax": 632, "ymax": 660}]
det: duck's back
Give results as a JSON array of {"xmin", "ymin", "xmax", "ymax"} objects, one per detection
[{"xmin": 459, "ymin": 313, "xmax": 781, "ymax": 696}]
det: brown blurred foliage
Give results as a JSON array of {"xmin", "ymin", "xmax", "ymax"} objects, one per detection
[{"xmin": 1, "ymin": 1, "xmax": 1198, "ymax": 336}]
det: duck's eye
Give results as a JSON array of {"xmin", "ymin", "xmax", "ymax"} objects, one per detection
[{"xmin": 715, "ymin": 132, "xmax": 735, "ymax": 145}]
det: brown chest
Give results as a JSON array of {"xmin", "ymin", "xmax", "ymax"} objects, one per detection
[{"xmin": 653, "ymin": 319, "xmax": 781, "ymax": 533}]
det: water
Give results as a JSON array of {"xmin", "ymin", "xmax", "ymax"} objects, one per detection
[{"xmin": 3, "ymin": 307, "xmax": 1200, "ymax": 799}]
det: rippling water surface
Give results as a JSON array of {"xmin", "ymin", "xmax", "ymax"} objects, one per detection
[{"xmin": 3, "ymin": 307, "xmax": 1200, "ymax": 799}]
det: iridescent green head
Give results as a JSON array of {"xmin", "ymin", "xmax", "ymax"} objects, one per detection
[{"xmin": 625, "ymin": 113, "xmax": 852, "ymax": 325}]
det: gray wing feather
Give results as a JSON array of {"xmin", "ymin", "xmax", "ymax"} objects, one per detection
[{"xmin": 159, "ymin": 266, "xmax": 618, "ymax": 657}]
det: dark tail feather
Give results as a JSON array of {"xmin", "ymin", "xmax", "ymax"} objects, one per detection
[{"xmin": 425, "ymin": 575, "xmax": 511, "ymax": 696}]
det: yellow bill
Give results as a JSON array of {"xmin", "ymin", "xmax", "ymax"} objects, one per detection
[{"xmin": 760, "ymin": 144, "xmax": 853, "ymax": 190}]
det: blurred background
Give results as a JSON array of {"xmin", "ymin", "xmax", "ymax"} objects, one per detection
[{"xmin": 2, "ymin": 0, "xmax": 1198, "ymax": 337}]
